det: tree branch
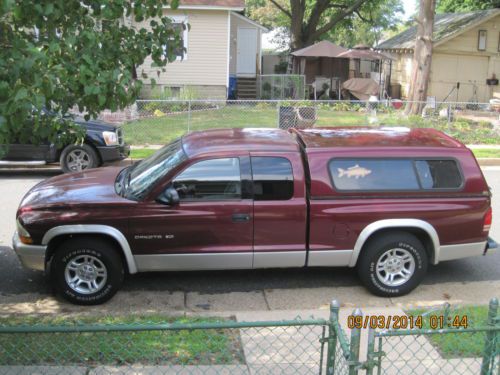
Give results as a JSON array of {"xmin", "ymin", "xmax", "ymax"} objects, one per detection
[
  {"xmin": 309, "ymin": 0, "xmax": 368, "ymax": 41},
  {"xmin": 354, "ymin": 9, "xmax": 373, "ymax": 23},
  {"xmin": 305, "ymin": 0, "xmax": 330, "ymax": 36},
  {"xmin": 269, "ymin": 0, "xmax": 292, "ymax": 18}
]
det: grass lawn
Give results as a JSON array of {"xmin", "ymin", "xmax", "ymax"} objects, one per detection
[
  {"xmin": 407, "ymin": 305, "xmax": 498, "ymax": 358},
  {"xmin": 0, "ymin": 315, "xmax": 244, "ymax": 366},
  {"xmin": 131, "ymin": 145, "xmax": 500, "ymax": 162},
  {"xmin": 123, "ymin": 105, "xmax": 500, "ymax": 146},
  {"xmin": 471, "ymin": 148, "xmax": 500, "ymax": 158}
]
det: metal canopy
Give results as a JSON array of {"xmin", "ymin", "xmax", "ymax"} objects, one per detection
[{"xmin": 291, "ymin": 41, "xmax": 348, "ymax": 58}]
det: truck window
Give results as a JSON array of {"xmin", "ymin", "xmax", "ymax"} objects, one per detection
[
  {"xmin": 414, "ymin": 160, "xmax": 462, "ymax": 189},
  {"xmin": 251, "ymin": 157, "xmax": 293, "ymax": 200},
  {"xmin": 173, "ymin": 158, "xmax": 241, "ymax": 200},
  {"xmin": 329, "ymin": 159, "xmax": 420, "ymax": 191}
]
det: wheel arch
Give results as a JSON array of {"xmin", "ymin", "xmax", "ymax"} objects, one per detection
[
  {"xmin": 42, "ymin": 225, "xmax": 137, "ymax": 274},
  {"xmin": 349, "ymin": 219, "xmax": 440, "ymax": 267}
]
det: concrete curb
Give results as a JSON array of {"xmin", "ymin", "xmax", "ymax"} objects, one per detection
[{"xmin": 477, "ymin": 158, "xmax": 500, "ymax": 166}]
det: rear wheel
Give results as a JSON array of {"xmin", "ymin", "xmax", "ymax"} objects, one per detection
[
  {"xmin": 51, "ymin": 237, "xmax": 124, "ymax": 305},
  {"xmin": 357, "ymin": 232, "xmax": 428, "ymax": 297},
  {"xmin": 60, "ymin": 144, "xmax": 99, "ymax": 173}
]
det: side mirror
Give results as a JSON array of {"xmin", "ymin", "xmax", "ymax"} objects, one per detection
[{"xmin": 157, "ymin": 187, "xmax": 180, "ymax": 206}]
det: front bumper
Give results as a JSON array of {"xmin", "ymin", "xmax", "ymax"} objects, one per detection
[
  {"xmin": 97, "ymin": 144, "xmax": 131, "ymax": 163},
  {"xmin": 12, "ymin": 232, "xmax": 47, "ymax": 271},
  {"xmin": 484, "ymin": 236, "xmax": 498, "ymax": 256}
]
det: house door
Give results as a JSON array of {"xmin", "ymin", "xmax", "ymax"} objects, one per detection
[{"xmin": 237, "ymin": 28, "xmax": 258, "ymax": 76}]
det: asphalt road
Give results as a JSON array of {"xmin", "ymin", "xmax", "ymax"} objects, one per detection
[{"xmin": 1, "ymin": 168, "xmax": 499, "ymax": 296}]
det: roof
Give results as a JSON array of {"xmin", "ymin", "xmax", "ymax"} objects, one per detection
[
  {"xmin": 178, "ymin": 0, "xmax": 245, "ymax": 9},
  {"xmin": 377, "ymin": 8, "xmax": 500, "ymax": 51},
  {"xmin": 231, "ymin": 12, "xmax": 268, "ymax": 32},
  {"xmin": 336, "ymin": 49, "xmax": 394, "ymax": 61},
  {"xmin": 291, "ymin": 41, "xmax": 348, "ymax": 58},
  {"xmin": 294, "ymin": 127, "xmax": 464, "ymax": 149},
  {"xmin": 182, "ymin": 128, "xmax": 299, "ymax": 156}
]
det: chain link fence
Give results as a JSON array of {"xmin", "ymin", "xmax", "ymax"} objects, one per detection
[
  {"xmin": 0, "ymin": 298, "xmax": 498, "ymax": 375},
  {"xmin": 0, "ymin": 318, "xmax": 329, "ymax": 375},
  {"xmin": 94, "ymin": 99, "xmax": 500, "ymax": 147},
  {"xmin": 258, "ymin": 75, "xmax": 306, "ymax": 100}
]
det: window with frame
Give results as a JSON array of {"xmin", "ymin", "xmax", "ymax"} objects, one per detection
[
  {"xmin": 414, "ymin": 160, "xmax": 462, "ymax": 189},
  {"xmin": 330, "ymin": 159, "xmax": 420, "ymax": 191},
  {"xmin": 251, "ymin": 157, "xmax": 294, "ymax": 200},
  {"xmin": 173, "ymin": 158, "xmax": 241, "ymax": 200},
  {"xmin": 163, "ymin": 18, "xmax": 188, "ymax": 60},
  {"xmin": 329, "ymin": 158, "xmax": 463, "ymax": 191}
]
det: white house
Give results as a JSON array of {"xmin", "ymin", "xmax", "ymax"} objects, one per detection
[{"xmin": 132, "ymin": 0, "xmax": 267, "ymax": 99}]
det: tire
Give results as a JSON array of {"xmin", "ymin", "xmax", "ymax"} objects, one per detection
[
  {"xmin": 51, "ymin": 237, "xmax": 124, "ymax": 305},
  {"xmin": 60, "ymin": 144, "xmax": 99, "ymax": 173},
  {"xmin": 357, "ymin": 231, "xmax": 428, "ymax": 297}
]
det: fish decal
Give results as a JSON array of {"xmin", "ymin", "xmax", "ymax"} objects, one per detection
[{"xmin": 337, "ymin": 164, "xmax": 372, "ymax": 179}]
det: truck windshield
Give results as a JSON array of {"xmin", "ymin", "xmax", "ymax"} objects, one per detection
[{"xmin": 125, "ymin": 139, "xmax": 187, "ymax": 200}]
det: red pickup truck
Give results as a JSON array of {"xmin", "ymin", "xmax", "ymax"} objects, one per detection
[{"xmin": 13, "ymin": 127, "xmax": 497, "ymax": 304}]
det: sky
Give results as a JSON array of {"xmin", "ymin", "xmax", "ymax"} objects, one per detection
[
  {"xmin": 402, "ymin": 0, "xmax": 417, "ymax": 20},
  {"xmin": 262, "ymin": 0, "xmax": 417, "ymax": 50}
]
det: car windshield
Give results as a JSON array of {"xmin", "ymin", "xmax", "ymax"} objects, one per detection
[{"xmin": 125, "ymin": 139, "xmax": 187, "ymax": 200}]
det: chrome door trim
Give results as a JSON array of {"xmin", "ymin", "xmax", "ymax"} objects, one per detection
[
  {"xmin": 253, "ymin": 251, "xmax": 306, "ymax": 268},
  {"xmin": 135, "ymin": 252, "xmax": 253, "ymax": 271},
  {"xmin": 42, "ymin": 225, "xmax": 138, "ymax": 274},
  {"xmin": 307, "ymin": 250, "xmax": 353, "ymax": 267}
]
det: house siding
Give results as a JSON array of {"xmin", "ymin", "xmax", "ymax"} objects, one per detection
[
  {"xmin": 386, "ymin": 14, "xmax": 500, "ymax": 103},
  {"xmin": 134, "ymin": 9, "xmax": 229, "ymax": 98}
]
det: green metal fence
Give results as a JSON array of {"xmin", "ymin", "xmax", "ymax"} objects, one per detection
[{"xmin": 0, "ymin": 298, "xmax": 498, "ymax": 375}]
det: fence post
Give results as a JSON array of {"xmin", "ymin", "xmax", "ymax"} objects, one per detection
[
  {"xmin": 326, "ymin": 300, "xmax": 340, "ymax": 375},
  {"xmin": 365, "ymin": 328, "xmax": 376, "ymax": 375},
  {"xmin": 187, "ymin": 100, "xmax": 191, "ymax": 133},
  {"xmin": 276, "ymin": 100, "xmax": 281, "ymax": 128},
  {"xmin": 349, "ymin": 308, "xmax": 362, "ymax": 375},
  {"xmin": 480, "ymin": 297, "xmax": 498, "ymax": 375}
]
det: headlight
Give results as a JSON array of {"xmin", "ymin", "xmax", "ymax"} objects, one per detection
[
  {"xmin": 103, "ymin": 131, "xmax": 118, "ymax": 146},
  {"xmin": 16, "ymin": 219, "xmax": 33, "ymax": 244}
]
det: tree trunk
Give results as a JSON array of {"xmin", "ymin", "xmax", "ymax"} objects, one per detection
[{"xmin": 405, "ymin": 0, "xmax": 436, "ymax": 115}]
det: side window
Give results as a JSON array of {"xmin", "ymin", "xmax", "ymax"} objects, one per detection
[
  {"xmin": 173, "ymin": 158, "xmax": 241, "ymax": 200},
  {"xmin": 329, "ymin": 159, "xmax": 420, "ymax": 191},
  {"xmin": 251, "ymin": 157, "xmax": 294, "ymax": 200},
  {"xmin": 415, "ymin": 160, "xmax": 462, "ymax": 189}
]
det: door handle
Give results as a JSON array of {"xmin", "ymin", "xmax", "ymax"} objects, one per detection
[{"xmin": 232, "ymin": 213, "xmax": 251, "ymax": 223}]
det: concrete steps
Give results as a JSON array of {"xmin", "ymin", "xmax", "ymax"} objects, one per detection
[{"xmin": 236, "ymin": 77, "xmax": 257, "ymax": 99}]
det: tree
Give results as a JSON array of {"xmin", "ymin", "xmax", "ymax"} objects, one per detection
[
  {"xmin": 437, "ymin": 0, "xmax": 499, "ymax": 13},
  {"xmin": 248, "ymin": 0, "xmax": 401, "ymax": 50},
  {"xmin": 405, "ymin": 0, "xmax": 437, "ymax": 115},
  {"xmin": 327, "ymin": 0, "xmax": 403, "ymax": 47},
  {"xmin": 0, "ymin": 0, "xmax": 182, "ymax": 149}
]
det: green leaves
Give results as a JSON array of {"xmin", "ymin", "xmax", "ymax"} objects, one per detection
[
  {"xmin": 0, "ymin": 0, "xmax": 182, "ymax": 146},
  {"xmin": 13, "ymin": 88, "xmax": 28, "ymax": 102}
]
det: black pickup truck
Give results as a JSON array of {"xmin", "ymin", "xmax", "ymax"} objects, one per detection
[{"xmin": 1, "ymin": 116, "xmax": 130, "ymax": 173}]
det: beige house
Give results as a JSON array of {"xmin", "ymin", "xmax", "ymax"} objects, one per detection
[
  {"xmin": 132, "ymin": 0, "xmax": 267, "ymax": 99},
  {"xmin": 377, "ymin": 9, "xmax": 500, "ymax": 103}
]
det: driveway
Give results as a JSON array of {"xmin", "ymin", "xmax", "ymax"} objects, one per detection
[{"xmin": 0, "ymin": 168, "xmax": 499, "ymax": 314}]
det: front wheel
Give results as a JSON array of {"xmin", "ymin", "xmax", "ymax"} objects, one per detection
[
  {"xmin": 357, "ymin": 232, "xmax": 428, "ymax": 297},
  {"xmin": 60, "ymin": 144, "xmax": 99, "ymax": 173},
  {"xmin": 51, "ymin": 237, "xmax": 124, "ymax": 305}
]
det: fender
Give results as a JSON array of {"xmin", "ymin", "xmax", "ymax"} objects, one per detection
[
  {"xmin": 348, "ymin": 219, "xmax": 440, "ymax": 267},
  {"xmin": 42, "ymin": 224, "xmax": 138, "ymax": 274}
]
